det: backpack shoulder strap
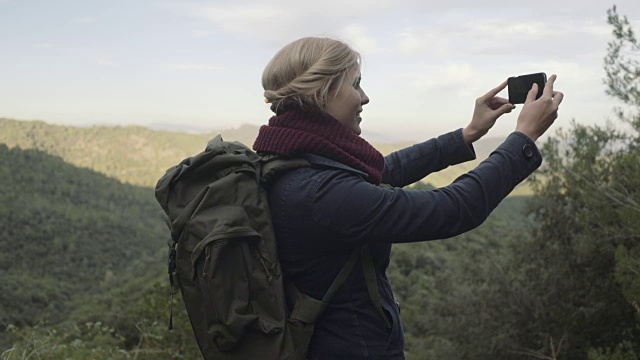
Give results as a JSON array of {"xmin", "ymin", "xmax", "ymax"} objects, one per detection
[
  {"xmin": 285, "ymin": 245, "xmax": 390, "ymax": 329},
  {"xmin": 286, "ymin": 247, "xmax": 360, "ymax": 324},
  {"xmin": 259, "ymin": 154, "xmax": 310, "ymax": 184},
  {"xmin": 361, "ymin": 244, "xmax": 392, "ymax": 328}
]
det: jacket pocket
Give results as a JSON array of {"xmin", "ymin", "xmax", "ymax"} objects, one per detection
[{"xmin": 381, "ymin": 287, "xmax": 403, "ymax": 351}]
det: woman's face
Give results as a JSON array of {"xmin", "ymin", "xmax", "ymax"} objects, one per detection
[{"xmin": 325, "ymin": 69, "xmax": 370, "ymax": 135}]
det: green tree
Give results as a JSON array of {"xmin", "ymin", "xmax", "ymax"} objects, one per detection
[
  {"xmin": 397, "ymin": 6, "xmax": 640, "ymax": 359},
  {"xmin": 604, "ymin": 5, "xmax": 640, "ymax": 131},
  {"xmin": 493, "ymin": 5, "xmax": 640, "ymax": 359}
]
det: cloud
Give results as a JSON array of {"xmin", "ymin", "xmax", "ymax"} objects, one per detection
[
  {"xmin": 179, "ymin": 0, "xmax": 639, "ymax": 61},
  {"xmin": 381, "ymin": 18, "xmax": 609, "ymax": 60},
  {"xmin": 340, "ymin": 25, "xmax": 382, "ymax": 55},
  {"xmin": 195, "ymin": 4, "xmax": 280, "ymax": 36},
  {"xmin": 468, "ymin": 21, "xmax": 545, "ymax": 37},
  {"xmin": 34, "ymin": 43, "xmax": 55, "ymax": 49},
  {"xmin": 411, "ymin": 63, "xmax": 476, "ymax": 95},
  {"xmin": 75, "ymin": 17, "xmax": 97, "ymax": 23},
  {"xmin": 96, "ymin": 58, "xmax": 120, "ymax": 67},
  {"xmin": 165, "ymin": 64, "xmax": 225, "ymax": 71},
  {"xmin": 396, "ymin": 29, "xmax": 450, "ymax": 56},
  {"xmin": 182, "ymin": 1, "xmax": 397, "ymax": 43},
  {"xmin": 463, "ymin": 19, "xmax": 610, "ymax": 40},
  {"xmin": 193, "ymin": 29, "xmax": 212, "ymax": 37},
  {"xmin": 392, "ymin": 0, "xmax": 640, "ymax": 18},
  {"xmin": 396, "ymin": 31, "xmax": 427, "ymax": 55}
]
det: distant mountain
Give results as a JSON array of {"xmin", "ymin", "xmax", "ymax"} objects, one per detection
[{"xmin": 0, "ymin": 118, "xmax": 530, "ymax": 194}]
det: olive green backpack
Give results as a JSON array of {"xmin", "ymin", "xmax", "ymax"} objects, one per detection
[{"xmin": 154, "ymin": 135, "xmax": 370, "ymax": 360}]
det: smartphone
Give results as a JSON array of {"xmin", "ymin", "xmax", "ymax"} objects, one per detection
[{"xmin": 508, "ymin": 72, "xmax": 547, "ymax": 104}]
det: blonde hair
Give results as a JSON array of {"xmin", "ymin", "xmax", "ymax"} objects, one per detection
[{"xmin": 262, "ymin": 37, "xmax": 361, "ymax": 113}]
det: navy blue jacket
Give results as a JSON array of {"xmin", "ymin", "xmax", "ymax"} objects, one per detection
[{"xmin": 267, "ymin": 129, "xmax": 542, "ymax": 359}]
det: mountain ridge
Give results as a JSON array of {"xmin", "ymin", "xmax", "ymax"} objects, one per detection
[{"xmin": 0, "ymin": 117, "xmax": 530, "ymax": 194}]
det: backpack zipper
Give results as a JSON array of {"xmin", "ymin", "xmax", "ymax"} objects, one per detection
[{"xmin": 256, "ymin": 248, "xmax": 273, "ymax": 283}]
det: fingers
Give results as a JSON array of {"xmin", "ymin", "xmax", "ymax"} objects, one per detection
[
  {"xmin": 552, "ymin": 91, "xmax": 564, "ymax": 108},
  {"xmin": 480, "ymin": 79, "xmax": 508, "ymax": 102},
  {"xmin": 497, "ymin": 103, "xmax": 515, "ymax": 115},
  {"xmin": 543, "ymin": 74, "xmax": 557, "ymax": 97},
  {"xmin": 492, "ymin": 96, "xmax": 510, "ymax": 105},
  {"xmin": 525, "ymin": 83, "xmax": 538, "ymax": 104},
  {"xmin": 488, "ymin": 96, "xmax": 510, "ymax": 110}
]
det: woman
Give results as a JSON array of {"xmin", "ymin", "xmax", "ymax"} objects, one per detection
[{"xmin": 253, "ymin": 37, "xmax": 563, "ymax": 359}]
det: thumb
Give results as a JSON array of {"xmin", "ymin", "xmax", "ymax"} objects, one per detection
[{"xmin": 525, "ymin": 84, "xmax": 538, "ymax": 104}]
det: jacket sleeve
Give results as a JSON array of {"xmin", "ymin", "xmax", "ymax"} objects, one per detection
[
  {"xmin": 299, "ymin": 132, "xmax": 541, "ymax": 243},
  {"xmin": 382, "ymin": 128, "xmax": 476, "ymax": 188}
]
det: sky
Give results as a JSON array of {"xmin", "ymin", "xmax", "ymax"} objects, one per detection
[{"xmin": 1, "ymin": 0, "xmax": 639, "ymax": 142}]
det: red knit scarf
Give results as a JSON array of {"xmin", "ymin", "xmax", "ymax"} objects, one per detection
[{"xmin": 253, "ymin": 108, "xmax": 384, "ymax": 184}]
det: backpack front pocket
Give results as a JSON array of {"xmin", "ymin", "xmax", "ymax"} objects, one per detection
[{"xmin": 190, "ymin": 205, "xmax": 284, "ymax": 352}]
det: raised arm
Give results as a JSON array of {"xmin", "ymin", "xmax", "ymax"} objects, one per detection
[
  {"xmin": 382, "ymin": 129, "xmax": 476, "ymax": 187},
  {"xmin": 303, "ymin": 132, "xmax": 541, "ymax": 244},
  {"xmin": 382, "ymin": 79, "xmax": 519, "ymax": 187}
]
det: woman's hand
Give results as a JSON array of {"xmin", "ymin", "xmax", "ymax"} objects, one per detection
[
  {"xmin": 464, "ymin": 80, "xmax": 515, "ymax": 144},
  {"xmin": 515, "ymin": 74, "xmax": 564, "ymax": 142}
]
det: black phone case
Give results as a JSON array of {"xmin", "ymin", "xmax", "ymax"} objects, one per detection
[{"xmin": 508, "ymin": 73, "xmax": 546, "ymax": 104}]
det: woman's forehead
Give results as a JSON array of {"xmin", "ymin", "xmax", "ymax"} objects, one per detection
[{"xmin": 347, "ymin": 66, "xmax": 361, "ymax": 80}]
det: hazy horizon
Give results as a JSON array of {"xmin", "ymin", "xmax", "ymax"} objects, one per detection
[{"xmin": 3, "ymin": 115, "xmax": 522, "ymax": 145}]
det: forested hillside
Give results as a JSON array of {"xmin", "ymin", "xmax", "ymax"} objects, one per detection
[
  {"xmin": 0, "ymin": 117, "xmax": 528, "ymax": 195},
  {"xmin": 0, "ymin": 145, "xmax": 203, "ymax": 358},
  {"xmin": 0, "ymin": 145, "xmax": 164, "ymax": 332},
  {"xmin": 0, "ymin": 119, "xmax": 212, "ymax": 188},
  {"xmin": 0, "ymin": 143, "xmax": 531, "ymax": 359}
]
